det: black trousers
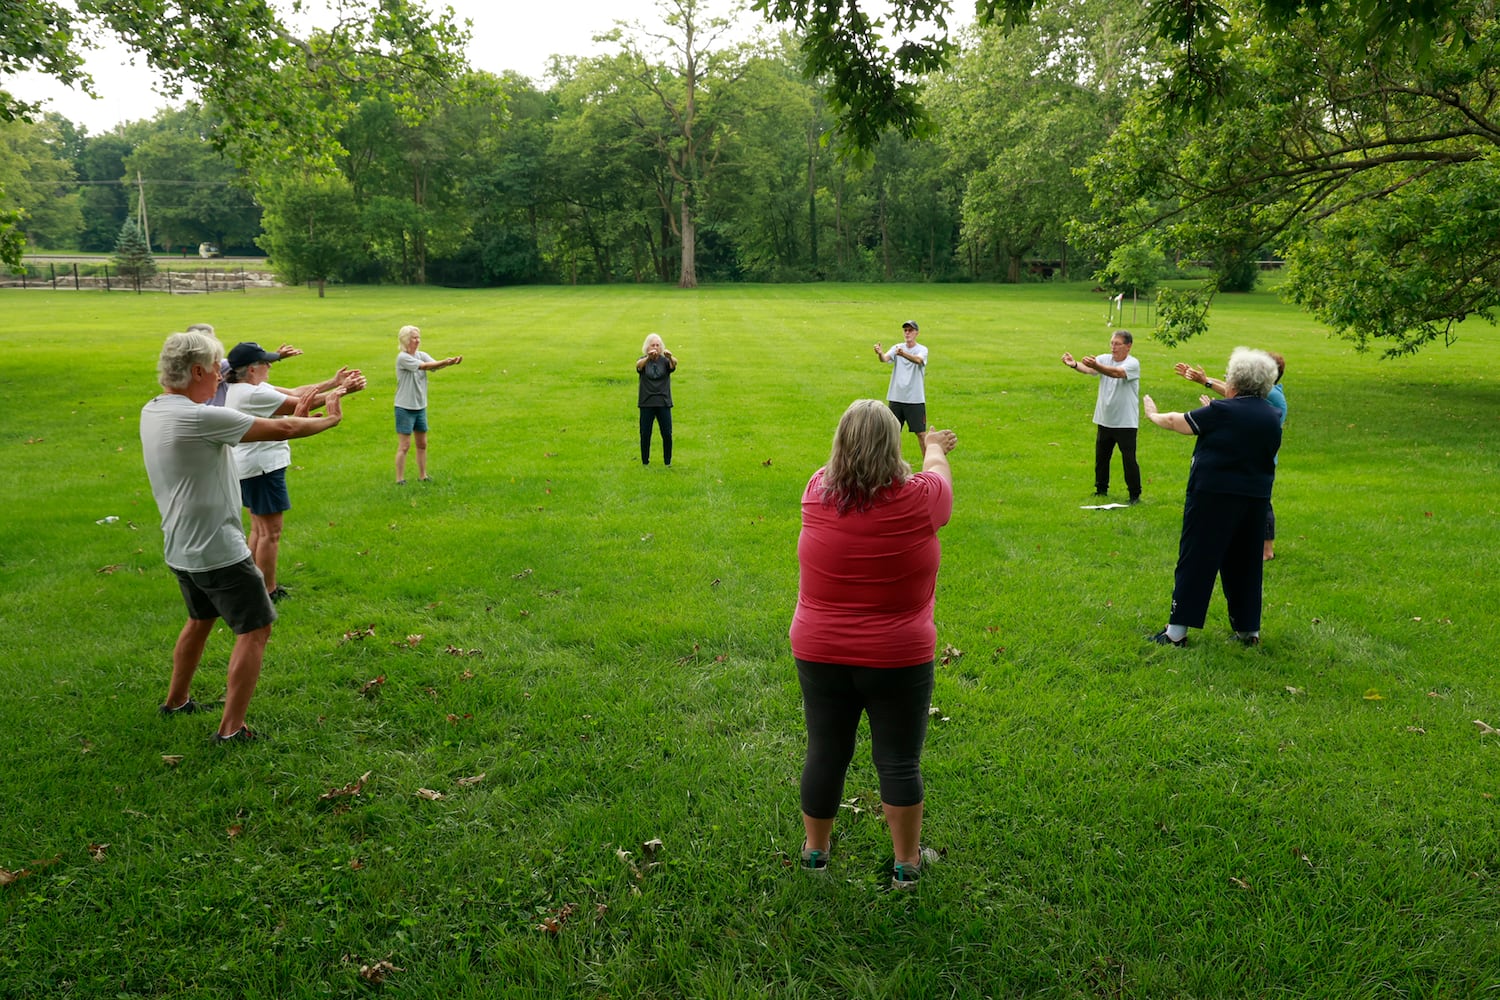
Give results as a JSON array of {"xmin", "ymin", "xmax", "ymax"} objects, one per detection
[
  {"xmin": 1169, "ymin": 491, "xmax": 1270, "ymax": 632},
  {"xmin": 796, "ymin": 659, "xmax": 934, "ymax": 819},
  {"xmin": 639, "ymin": 406, "xmax": 672, "ymax": 465},
  {"xmin": 1095, "ymin": 425, "xmax": 1141, "ymax": 498}
]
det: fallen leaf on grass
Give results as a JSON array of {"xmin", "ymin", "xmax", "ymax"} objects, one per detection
[
  {"xmin": 711, "ymin": 578, "xmax": 721, "ymax": 587},
  {"xmin": 1284, "ymin": 686, "xmax": 1305, "ymax": 696},
  {"xmin": 415, "ymin": 788, "xmax": 444, "ymax": 801},
  {"xmin": 96, "ymin": 564, "xmax": 125, "ymax": 575},
  {"xmin": 400, "ymin": 634, "xmax": 424, "ymax": 648},
  {"xmin": 1474, "ymin": 720, "xmax": 1499, "ymax": 736},
  {"xmin": 445, "ymin": 713, "xmax": 472, "ymax": 724},
  {"xmin": 356, "ymin": 959, "xmax": 403, "ymax": 984},
  {"xmin": 161, "ymin": 754, "xmax": 185, "ymax": 767},
  {"xmin": 939, "ymin": 644, "xmax": 963, "ymax": 665},
  {"xmin": 349, "ymin": 858, "xmax": 364, "ymax": 870},
  {"xmin": 358, "ymin": 676, "xmax": 386, "ymax": 697},
  {"xmin": 1229, "ymin": 876, "xmax": 1252, "ymax": 891},
  {"xmin": 424, "ymin": 686, "xmax": 440, "ymax": 701},
  {"xmin": 88, "ymin": 843, "xmax": 109, "ymax": 861},
  {"xmin": 640, "ymin": 533, "xmax": 653, "ymax": 542},
  {"xmin": 641, "ymin": 838, "xmax": 663, "ymax": 856},
  {"xmin": 227, "ymin": 825, "xmax": 243, "ymax": 839},
  {"xmin": 79, "ymin": 738, "xmax": 93, "ymax": 753},
  {"xmin": 536, "ymin": 902, "xmax": 578, "ymax": 935},
  {"xmin": 0, "ymin": 867, "xmax": 25, "ymax": 886},
  {"xmin": 1406, "ymin": 726, "xmax": 1426, "ymax": 734},
  {"xmin": 340, "ymin": 625, "xmax": 375, "ymax": 644},
  {"xmin": 927, "ymin": 706, "xmax": 952, "ymax": 722},
  {"xmin": 460, "ymin": 669, "xmax": 475, "ymax": 681},
  {"xmin": 762, "ymin": 458, "xmax": 772, "ymax": 466},
  {"xmin": 675, "ymin": 643, "xmax": 700, "ymax": 664},
  {"xmin": 456, "ymin": 774, "xmax": 486, "ymax": 788},
  {"xmin": 320, "ymin": 771, "xmax": 372, "ymax": 801},
  {"xmin": 1363, "ymin": 690, "xmax": 1384, "ymax": 701},
  {"xmin": 445, "ymin": 645, "xmax": 482, "ymax": 657},
  {"xmin": 513, "ymin": 568, "xmax": 533, "ymax": 579}
]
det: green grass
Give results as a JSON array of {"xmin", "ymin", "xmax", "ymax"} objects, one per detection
[{"xmin": 1, "ymin": 280, "xmax": 1498, "ymax": 998}]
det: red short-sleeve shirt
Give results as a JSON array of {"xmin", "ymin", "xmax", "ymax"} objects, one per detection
[{"xmin": 789, "ymin": 469, "xmax": 953, "ymax": 667}]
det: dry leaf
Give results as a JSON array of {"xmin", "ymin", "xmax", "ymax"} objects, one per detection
[
  {"xmin": 349, "ymin": 858, "xmax": 364, "ymax": 870},
  {"xmin": 227, "ymin": 825, "xmax": 243, "ymax": 839},
  {"xmin": 640, "ymin": 533, "xmax": 653, "ymax": 542},
  {"xmin": 358, "ymin": 676, "xmax": 386, "ymax": 696},
  {"xmin": 642, "ymin": 838, "xmax": 663, "ymax": 856},
  {"xmin": 1474, "ymin": 720, "xmax": 1499, "ymax": 736},
  {"xmin": 340, "ymin": 624, "xmax": 376, "ymax": 644},
  {"xmin": 1229, "ymin": 876, "xmax": 1252, "ymax": 891},
  {"xmin": 161, "ymin": 754, "xmax": 185, "ymax": 767},
  {"xmin": 456, "ymin": 774, "xmax": 486, "ymax": 787},
  {"xmin": 357, "ymin": 959, "xmax": 403, "ymax": 984},
  {"xmin": 415, "ymin": 788, "xmax": 444, "ymax": 801},
  {"xmin": 1406, "ymin": 726, "xmax": 1426, "ymax": 734},
  {"xmin": 0, "ymin": 867, "xmax": 23, "ymax": 886},
  {"xmin": 513, "ymin": 568, "xmax": 533, "ymax": 579},
  {"xmin": 88, "ymin": 843, "xmax": 109, "ymax": 861},
  {"xmin": 536, "ymin": 902, "xmax": 578, "ymax": 935},
  {"xmin": 445, "ymin": 645, "xmax": 482, "ymax": 657},
  {"xmin": 1285, "ymin": 686, "xmax": 1305, "ymax": 696},
  {"xmin": 96, "ymin": 564, "xmax": 125, "ymax": 575},
  {"xmin": 1363, "ymin": 690, "xmax": 1384, "ymax": 701},
  {"xmin": 460, "ymin": 669, "xmax": 475, "ymax": 681},
  {"xmin": 762, "ymin": 458, "xmax": 772, "ymax": 466},
  {"xmin": 319, "ymin": 771, "xmax": 372, "ymax": 801},
  {"xmin": 402, "ymin": 634, "xmax": 424, "ymax": 648},
  {"xmin": 939, "ymin": 643, "xmax": 963, "ymax": 665},
  {"xmin": 445, "ymin": 713, "xmax": 472, "ymax": 724},
  {"xmin": 711, "ymin": 578, "xmax": 721, "ymax": 587}
]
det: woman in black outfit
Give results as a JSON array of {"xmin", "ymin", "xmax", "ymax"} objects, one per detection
[
  {"xmin": 1143, "ymin": 347, "xmax": 1283, "ymax": 647},
  {"xmin": 636, "ymin": 333, "xmax": 677, "ymax": 466}
]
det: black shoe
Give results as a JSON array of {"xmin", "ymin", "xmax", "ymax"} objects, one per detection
[
  {"xmin": 269, "ymin": 586, "xmax": 289, "ymax": 603},
  {"xmin": 210, "ymin": 725, "xmax": 260, "ymax": 745},
  {"xmin": 1093, "ymin": 491, "xmax": 1109, "ymax": 498},
  {"xmin": 159, "ymin": 697, "xmax": 204, "ymax": 715},
  {"xmin": 1148, "ymin": 629, "xmax": 1187, "ymax": 647},
  {"xmin": 1235, "ymin": 633, "xmax": 1262, "ymax": 647},
  {"xmin": 1128, "ymin": 496, "xmax": 1141, "ymax": 505}
]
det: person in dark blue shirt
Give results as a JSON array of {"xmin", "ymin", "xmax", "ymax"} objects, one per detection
[{"xmin": 1143, "ymin": 347, "xmax": 1283, "ymax": 647}]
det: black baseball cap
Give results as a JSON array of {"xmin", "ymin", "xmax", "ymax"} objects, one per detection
[
  {"xmin": 226, "ymin": 342, "xmax": 281, "ymax": 368},
  {"xmin": 901, "ymin": 320, "xmax": 919, "ymax": 331}
]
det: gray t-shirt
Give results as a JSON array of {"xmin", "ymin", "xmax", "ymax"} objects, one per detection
[
  {"xmin": 395, "ymin": 350, "xmax": 434, "ymax": 410},
  {"xmin": 1091, "ymin": 354, "xmax": 1141, "ymax": 428},
  {"xmin": 140, "ymin": 394, "xmax": 256, "ymax": 571},
  {"xmin": 885, "ymin": 342, "xmax": 928, "ymax": 404}
]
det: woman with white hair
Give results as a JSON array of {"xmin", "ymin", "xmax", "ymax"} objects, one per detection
[
  {"xmin": 1144, "ymin": 347, "xmax": 1284, "ymax": 646},
  {"xmin": 636, "ymin": 333, "xmax": 677, "ymax": 466},
  {"xmin": 789, "ymin": 399, "xmax": 957, "ymax": 888},
  {"xmin": 394, "ymin": 325, "xmax": 462, "ymax": 484}
]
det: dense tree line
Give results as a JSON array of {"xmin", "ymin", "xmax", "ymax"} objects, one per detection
[{"xmin": 2, "ymin": 0, "xmax": 1136, "ymax": 289}]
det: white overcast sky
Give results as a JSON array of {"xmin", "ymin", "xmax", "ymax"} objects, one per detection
[{"xmin": 5, "ymin": 0, "xmax": 777, "ymax": 135}]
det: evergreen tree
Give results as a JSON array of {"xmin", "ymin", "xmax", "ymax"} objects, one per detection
[{"xmin": 112, "ymin": 217, "xmax": 157, "ymax": 283}]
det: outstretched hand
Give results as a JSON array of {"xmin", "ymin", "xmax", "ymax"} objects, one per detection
[
  {"xmin": 277, "ymin": 344, "xmax": 304, "ymax": 359},
  {"xmin": 292, "ymin": 385, "xmax": 318, "ymax": 417},
  {"xmin": 926, "ymin": 429, "xmax": 957, "ymax": 454},
  {"xmin": 1175, "ymin": 362, "xmax": 1206, "ymax": 385}
]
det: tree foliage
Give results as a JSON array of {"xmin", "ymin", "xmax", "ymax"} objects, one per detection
[{"xmin": 111, "ymin": 217, "xmax": 156, "ymax": 282}]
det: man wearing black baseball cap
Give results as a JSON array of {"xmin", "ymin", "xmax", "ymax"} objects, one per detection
[{"xmin": 872, "ymin": 320, "xmax": 929, "ymax": 450}]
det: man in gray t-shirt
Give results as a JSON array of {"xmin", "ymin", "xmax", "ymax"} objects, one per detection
[
  {"xmin": 873, "ymin": 320, "xmax": 930, "ymax": 449},
  {"xmin": 1062, "ymin": 330, "xmax": 1142, "ymax": 503},
  {"xmin": 141, "ymin": 331, "xmax": 346, "ymax": 743}
]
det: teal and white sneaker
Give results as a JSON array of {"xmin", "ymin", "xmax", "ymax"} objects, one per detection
[
  {"xmin": 891, "ymin": 846, "xmax": 940, "ymax": 889},
  {"xmin": 800, "ymin": 843, "xmax": 830, "ymax": 872}
]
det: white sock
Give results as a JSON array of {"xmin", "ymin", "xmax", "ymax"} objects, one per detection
[{"xmin": 1166, "ymin": 624, "xmax": 1188, "ymax": 641}]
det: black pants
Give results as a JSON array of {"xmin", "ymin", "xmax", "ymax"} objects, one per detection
[
  {"xmin": 796, "ymin": 658, "xmax": 934, "ymax": 819},
  {"xmin": 1169, "ymin": 491, "xmax": 1270, "ymax": 632},
  {"xmin": 639, "ymin": 406, "xmax": 672, "ymax": 465},
  {"xmin": 1095, "ymin": 425, "xmax": 1141, "ymax": 498}
]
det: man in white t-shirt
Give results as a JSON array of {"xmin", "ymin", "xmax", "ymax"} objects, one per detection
[
  {"xmin": 873, "ymin": 320, "xmax": 930, "ymax": 450},
  {"xmin": 1062, "ymin": 330, "xmax": 1143, "ymax": 503},
  {"xmin": 141, "ymin": 331, "xmax": 348, "ymax": 743}
]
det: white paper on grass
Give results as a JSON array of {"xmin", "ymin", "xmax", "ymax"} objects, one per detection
[{"xmin": 1080, "ymin": 503, "xmax": 1131, "ymax": 510}]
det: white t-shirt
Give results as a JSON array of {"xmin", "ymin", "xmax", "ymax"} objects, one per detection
[
  {"xmin": 1091, "ymin": 354, "xmax": 1141, "ymax": 429},
  {"xmin": 396, "ymin": 350, "xmax": 434, "ymax": 410},
  {"xmin": 885, "ymin": 342, "xmax": 928, "ymax": 404},
  {"xmin": 225, "ymin": 381, "xmax": 292, "ymax": 478},
  {"xmin": 139, "ymin": 394, "xmax": 256, "ymax": 572}
]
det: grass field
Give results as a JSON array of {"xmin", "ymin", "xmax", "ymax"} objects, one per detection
[{"xmin": 1, "ymin": 280, "xmax": 1497, "ymax": 998}]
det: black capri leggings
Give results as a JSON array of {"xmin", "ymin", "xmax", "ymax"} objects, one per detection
[{"xmin": 796, "ymin": 658, "xmax": 934, "ymax": 819}]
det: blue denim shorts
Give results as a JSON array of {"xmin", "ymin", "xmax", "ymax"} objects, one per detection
[{"xmin": 395, "ymin": 406, "xmax": 429, "ymax": 435}]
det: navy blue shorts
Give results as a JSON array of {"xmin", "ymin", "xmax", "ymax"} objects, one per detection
[
  {"xmin": 395, "ymin": 406, "xmax": 429, "ymax": 435},
  {"xmin": 240, "ymin": 467, "xmax": 290, "ymax": 515},
  {"xmin": 173, "ymin": 557, "xmax": 276, "ymax": 634}
]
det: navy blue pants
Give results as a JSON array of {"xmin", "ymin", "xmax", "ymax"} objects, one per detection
[
  {"xmin": 1169, "ymin": 491, "xmax": 1270, "ymax": 632},
  {"xmin": 796, "ymin": 659, "xmax": 934, "ymax": 818},
  {"xmin": 639, "ymin": 406, "xmax": 672, "ymax": 465}
]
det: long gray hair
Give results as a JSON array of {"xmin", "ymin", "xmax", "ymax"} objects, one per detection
[
  {"xmin": 157, "ymin": 331, "xmax": 223, "ymax": 390},
  {"xmin": 819, "ymin": 399, "xmax": 910, "ymax": 513}
]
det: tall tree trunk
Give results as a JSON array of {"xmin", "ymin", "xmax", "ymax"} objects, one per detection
[
  {"xmin": 807, "ymin": 133, "xmax": 819, "ymax": 273},
  {"xmin": 679, "ymin": 193, "xmax": 697, "ymax": 288}
]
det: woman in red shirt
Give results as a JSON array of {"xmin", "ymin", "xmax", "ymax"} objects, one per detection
[{"xmin": 789, "ymin": 399, "xmax": 957, "ymax": 888}]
